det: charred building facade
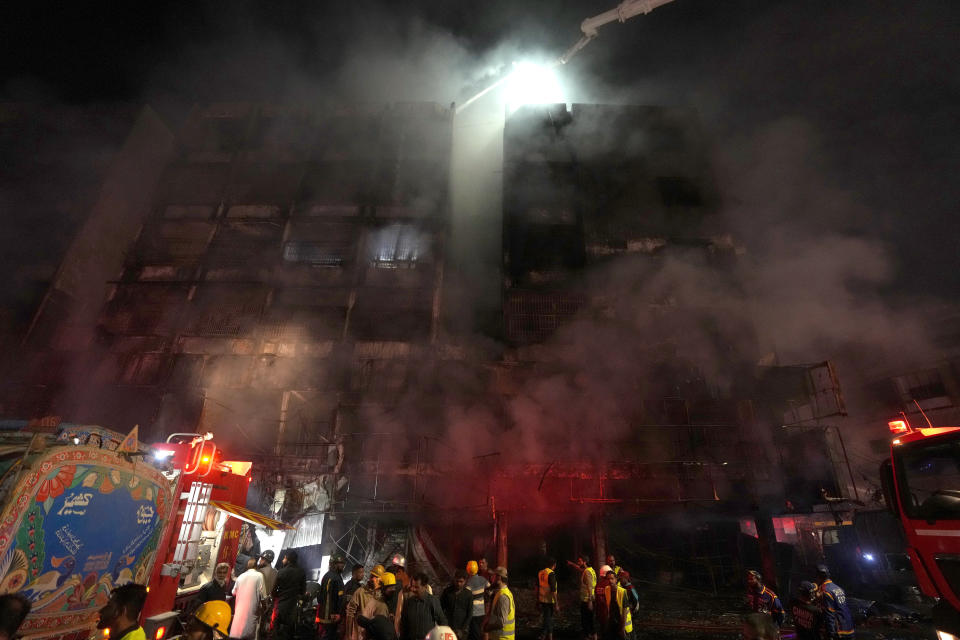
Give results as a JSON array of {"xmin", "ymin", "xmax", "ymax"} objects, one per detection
[{"xmin": 1, "ymin": 101, "xmax": 854, "ymax": 590}]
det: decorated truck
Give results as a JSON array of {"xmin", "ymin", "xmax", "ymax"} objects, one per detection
[{"xmin": 0, "ymin": 420, "xmax": 289, "ymax": 640}]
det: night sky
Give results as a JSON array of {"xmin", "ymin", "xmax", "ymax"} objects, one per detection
[{"xmin": 3, "ymin": 0, "xmax": 959, "ymax": 300}]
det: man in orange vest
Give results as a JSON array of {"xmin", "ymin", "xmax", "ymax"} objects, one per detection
[{"xmin": 537, "ymin": 557, "xmax": 559, "ymax": 640}]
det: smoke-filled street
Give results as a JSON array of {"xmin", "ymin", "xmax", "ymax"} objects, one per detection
[{"xmin": 0, "ymin": 1, "xmax": 958, "ymax": 640}]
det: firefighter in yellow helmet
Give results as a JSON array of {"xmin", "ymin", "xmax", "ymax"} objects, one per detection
[
  {"xmin": 465, "ymin": 561, "xmax": 489, "ymax": 640},
  {"xmin": 182, "ymin": 600, "xmax": 232, "ymax": 640}
]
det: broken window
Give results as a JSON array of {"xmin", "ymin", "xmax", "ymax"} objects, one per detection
[
  {"xmin": 367, "ymin": 224, "xmax": 429, "ymax": 267},
  {"xmin": 895, "ymin": 368, "xmax": 951, "ymax": 409},
  {"xmin": 206, "ymin": 221, "xmax": 282, "ymax": 267},
  {"xmin": 120, "ymin": 353, "xmax": 165, "ymax": 386}
]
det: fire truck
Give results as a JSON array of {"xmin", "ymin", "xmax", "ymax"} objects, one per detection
[
  {"xmin": 0, "ymin": 420, "xmax": 289, "ymax": 640},
  {"xmin": 881, "ymin": 418, "xmax": 960, "ymax": 639}
]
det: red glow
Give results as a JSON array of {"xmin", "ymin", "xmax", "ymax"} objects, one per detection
[
  {"xmin": 201, "ymin": 455, "xmax": 211, "ymax": 463},
  {"xmin": 888, "ymin": 420, "xmax": 909, "ymax": 435},
  {"xmin": 155, "ymin": 627, "xmax": 166, "ymax": 640}
]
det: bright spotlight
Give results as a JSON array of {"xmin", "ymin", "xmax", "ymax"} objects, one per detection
[
  {"xmin": 863, "ymin": 552, "xmax": 875, "ymax": 562},
  {"xmin": 504, "ymin": 61, "xmax": 564, "ymax": 112}
]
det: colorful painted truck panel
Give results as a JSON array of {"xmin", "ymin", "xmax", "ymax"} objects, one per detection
[{"xmin": 0, "ymin": 442, "xmax": 173, "ymax": 640}]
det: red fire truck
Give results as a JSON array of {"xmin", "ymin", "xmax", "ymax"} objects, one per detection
[
  {"xmin": 881, "ymin": 418, "xmax": 960, "ymax": 639},
  {"xmin": 0, "ymin": 421, "xmax": 289, "ymax": 640}
]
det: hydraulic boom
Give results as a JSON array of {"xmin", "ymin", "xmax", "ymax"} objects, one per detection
[{"xmin": 560, "ymin": 0, "xmax": 678, "ymax": 64}]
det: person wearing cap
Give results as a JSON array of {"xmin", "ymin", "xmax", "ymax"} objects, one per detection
[
  {"xmin": 483, "ymin": 567, "xmax": 515, "ymax": 640},
  {"xmin": 319, "ymin": 555, "xmax": 348, "ymax": 640},
  {"xmin": 816, "ymin": 565, "xmax": 855, "ymax": 639},
  {"xmin": 745, "ymin": 570, "xmax": 784, "ymax": 629},
  {"xmin": 273, "ymin": 550, "xmax": 307, "ymax": 640},
  {"xmin": 258, "ymin": 550, "xmax": 278, "ymax": 595},
  {"xmin": 465, "ymin": 560, "xmax": 490, "ymax": 640},
  {"xmin": 790, "ymin": 581, "xmax": 823, "ymax": 640},
  {"xmin": 617, "ymin": 571, "xmax": 639, "ymax": 618},
  {"xmin": 344, "ymin": 565, "xmax": 388, "ymax": 640}
]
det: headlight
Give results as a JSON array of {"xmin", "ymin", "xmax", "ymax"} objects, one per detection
[{"xmin": 937, "ymin": 630, "xmax": 960, "ymax": 640}]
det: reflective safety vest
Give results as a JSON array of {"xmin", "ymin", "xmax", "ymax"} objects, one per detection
[
  {"xmin": 489, "ymin": 586, "xmax": 515, "ymax": 640},
  {"xmin": 538, "ymin": 568, "xmax": 556, "ymax": 604},
  {"xmin": 580, "ymin": 567, "xmax": 597, "ymax": 602},
  {"xmin": 603, "ymin": 585, "xmax": 632, "ymax": 634}
]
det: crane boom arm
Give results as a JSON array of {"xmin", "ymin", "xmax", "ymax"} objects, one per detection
[{"xmin": 560, "ymin": 0, "xmax": 677, "ymax": 64}]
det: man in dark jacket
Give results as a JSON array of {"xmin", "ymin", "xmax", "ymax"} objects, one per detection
[
  {"xmin": 790, "ymin": 581, "xmax": 823, "ymax": 640},
  {"xmin": 343, "ymin": 564, "xmax": 365, "ymax": 604},
  {"xmin": 319, "ymin": 555, "xmax": 347, "ymax": 640},
  {"xmin": 440, "ymin": 570, "xmax": 473, "ymax": 639},
  {"xmin": 196, "ymin": 563, "xmax": 232, "ymax": 607},
  {"xmin": 273, "ymin": 550, "xmax": 307, "ymax": 640},
  {"xmin": 398, "ymin": 573, "xmax": 448, "ymax": 640},
  {"xmin": 816, "ymin": 565, "xmax": 855, "ymax": 638}
]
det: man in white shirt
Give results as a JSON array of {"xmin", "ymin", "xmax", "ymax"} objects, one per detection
[{"xmin": 232, "ymin": 558, "xmax": 267, "ymax": 639}]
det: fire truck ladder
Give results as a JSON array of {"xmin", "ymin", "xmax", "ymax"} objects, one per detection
[{"xmin": 173, "ymin": 482, "xmax": 213, "ymax": 567}]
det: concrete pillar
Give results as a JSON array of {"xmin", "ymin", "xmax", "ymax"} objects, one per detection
[
  {"xmin": 496, "ymin": 511, "xmax": 508, "ymax": 569},
  {"xmin": 592, "ymin": 513, "xmax": 607, "ymax": 571}
]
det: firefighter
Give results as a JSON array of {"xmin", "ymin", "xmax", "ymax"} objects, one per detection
[
  {"xmin": 790, "ymin": 581, "xmax": 823, "ymax": 640},
  {"xmin": 465, "ymin": 560, "xmax": 490, "ymax": 640},
  {"xmin": 483, "ymin": 567, "xmax": 515, "ymax": 640},
  {"xmin": 816, "ymin": 565, "xmax": 855, "ymax": 639},
  {"xmin": 344, "ymin": 565, "xmax": 387, "ymax": 640},
  {"xmin": 537, "ymin": 557, "xmax": 560, "ymax": 640},
  {"xmin": 745, "ymin": 570, "xmax": 784, "ymax": 629},
  {"xmin": 318, "ymin": 555, "xmax": 347, "ymax": 640},
  {"xmin": 381, "ymin": 571, "xmax": 404, "ymax": 632},
  {"xmin": 178, "ymin": 601, "xmax": 232, "ymax": 640}
]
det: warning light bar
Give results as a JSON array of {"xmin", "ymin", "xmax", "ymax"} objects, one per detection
[{"xmin": 888, "ymin": 419, "xmax": 910, "ymax": 435}]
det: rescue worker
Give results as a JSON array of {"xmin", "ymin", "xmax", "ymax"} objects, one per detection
[
  {"xmin": 344, "ymin": 565, "xmax": 387, "ymax": 640},
  {"xmin": 465, "ymin": 560, "xmax": 490, "ymax": 640},
  {"xmin": 537, "ymin": 557, "xmax": 560, "ymax": 640},
  {"xmin": 816, "ymin": 565, "xmax": 855, "ymax": 638},
  {"xmin": 594, "ymin": 565, "xmax": 612, "ymax": 618},
  {"xmin": 381, "ymin": 571, "xmax": 404, "ymax": 633},
  {"xmin": 96, "ymin": 583, "xmax": 149, "ymax": 640},
  {"xmin": 179, "ymin": 601, "xmax": 232, "ymax": 640},
  {"xmin": 790, "ymin": 581, "xmax": 823, "ymax": 640},
  {"xmin": 478, "ymin": 558, "xmax": 494, "ymax": 585},
  {"xmin": 599, "ymin": 569, "xmax": 631, "ymax": 640},
  {"xmin": 397, "ymin": 572, "xmax": 447, "ymax": 640},
  {"xmin": 273, "ymin": 550, "xmax": 307, "ymax": 640},
  {"xmin": 258, "ymin": 550, "xmax": 278, "ymax": 596},
  {"xmin": 197, "ymin": 563, "xmax": 232, "ymax": 607},
  {"xmin": 745, "ymin": 570, "xmax": 785, "ymax": 629},
  {"xmin": 318, "ymin": 555, "xmax": 347, "ymax": 640},
  {"xmin": 231, "ymin": 558, "xmax": 266, "ymax": 640},
  {"xmin": 388, "ymin": 555, "xmax": 411, "ymax": 592},
  {"xmin": 483, "ymin": 567, "xmax": 515, "ymax": 640},
  {"xmin": 566, "ymin": 554, "xmax": 597, "ymax": 640},
  {"xmin": 441, "ymin": 569, "xmax": 473, "ymax": 640},
  {"xmin": 605, "ymin": 556, "xmax": 621, "ymax": 578}
]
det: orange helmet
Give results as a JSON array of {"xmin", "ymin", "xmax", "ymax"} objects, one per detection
[{"xmin": 466, "ymin": 561, "xmax": 478, "ymax": 576}]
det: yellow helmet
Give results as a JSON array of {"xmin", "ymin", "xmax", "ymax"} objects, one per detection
[
  {"xmin": 466, "ymin": 561, "xmax": 478, "ymax": 576},
  {"xmin": 195, "ymin": 600, "xmax": 231, "ymax": 632},
  {"xmin": 381, "ymin": 572, "xmax": 397, "ymax": 587},
  {"xmin": 371, "ymin": 564, "xmax": 385, "ymax": 578}
]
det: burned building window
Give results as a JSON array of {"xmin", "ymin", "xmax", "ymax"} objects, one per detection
[
  {"xmin": 656, "ymin": 177, "xmax": 703, "ymax": 208},
  {"xmin": 283, "ymin": 241, "xmax": 345, "ymax": 266},
  {"xmin": 368, "ymin": 224, "xmax": 428, "ymax": 267},
  {"xmin": 895, "ymin": 368, "xmax": 951, "ymax": 408},
  {"xmin": 120, "ymin": 353, "xmax": 165, "ymax": 386}
]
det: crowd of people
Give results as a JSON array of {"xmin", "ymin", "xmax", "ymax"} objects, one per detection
[{"xmin": 0, "ymin": 544, "xmax": 859, "ymax": 640}]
